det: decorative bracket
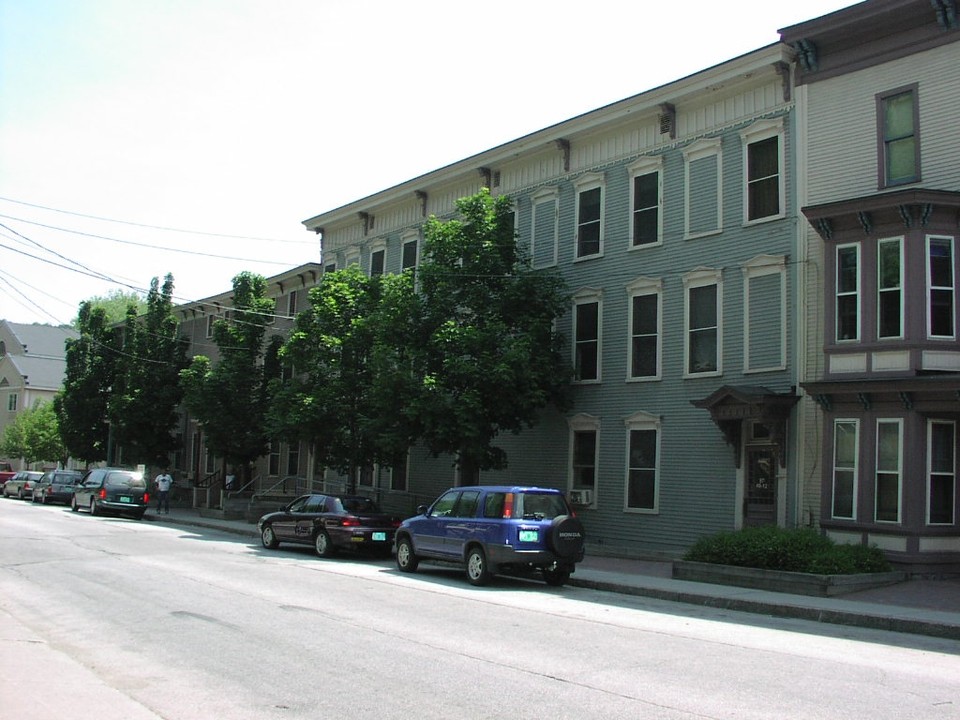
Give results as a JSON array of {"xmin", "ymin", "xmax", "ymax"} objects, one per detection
[
  {"xmin": 555, "ymin": 139, "xmax": 571, "ymax": 172},
  {"xmin": 774, "ymin": 62, "xmax": 791, "ymax": 102},
  {"xmin": 899, "ymin": 391, "xmax": 914, "ymax": 410},
  {"xmin": 857, "ymin": 211, "xmax": 873, "ymax": 235}
]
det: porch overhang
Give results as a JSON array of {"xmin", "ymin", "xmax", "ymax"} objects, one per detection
[
  {"xmin": 801, "ymin": 374, "xmax": 960, "ymax": 414},
  {"xmin": 691, "ymin": 385, "xmax": 800, "ymax": 468}
]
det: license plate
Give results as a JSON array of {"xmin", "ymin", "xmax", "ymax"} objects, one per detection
[
  {"xmin": 119, "ymin": 496, "xmax": 132, "ymax": 503},
  {"xmin": 518, "ymin": 529, "xmax": 539, "ymax": 542},
  {"xmin": 372, "ymin": 532, "xmax": 387, "ymax": 542}
]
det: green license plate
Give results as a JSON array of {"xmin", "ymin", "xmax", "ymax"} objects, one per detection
[
  {"xmin": 518, "ymin": 529, "xmax": 539, "ymax": 542},
  {"xmin": 372, "ymin": 532, "xmax": 387, "ymax": 542},
  {"xmin": 119, "ymin": 496, "xmax": 132, "ymax": 503}
]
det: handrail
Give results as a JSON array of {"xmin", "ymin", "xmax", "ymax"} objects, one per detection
[
  {"xmin": 252, "ymin": 475, "xmax": 304, "ymax": 500},
  {"xmin": 227, "ymin": 473, "xmax": 260, "ymax": 499},
  {"xmin": 194, "ymin": 468, "xmax": 221, "ymax": 489}
]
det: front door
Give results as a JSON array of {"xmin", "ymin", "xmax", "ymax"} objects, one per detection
[{"xmin": 744, "ymin": 447, "xmax": 777, "ymax": 527}]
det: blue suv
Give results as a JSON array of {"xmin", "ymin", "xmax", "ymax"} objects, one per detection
[{"xmin": 395, "ymin": 485, "xmax": 585, "ymax": 587}]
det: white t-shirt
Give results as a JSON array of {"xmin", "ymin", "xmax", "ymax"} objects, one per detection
[{"xmin": 155, "ymin": 474, "xmax": 173, "ymax": 491}]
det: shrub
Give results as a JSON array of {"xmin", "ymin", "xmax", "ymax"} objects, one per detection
[{"xmin": 683, "ymin": 526, "xmax": 891, "ymax": 574}]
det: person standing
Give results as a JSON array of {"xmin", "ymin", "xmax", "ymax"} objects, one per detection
[{"xmin": 155, "ymin": 470, "xmax": 173, "ymax": 514}]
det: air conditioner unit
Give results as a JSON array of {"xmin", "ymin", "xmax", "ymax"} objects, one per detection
[{"xmin": 568, "ymin": 489, "xmax": 593, "ymax": 506}]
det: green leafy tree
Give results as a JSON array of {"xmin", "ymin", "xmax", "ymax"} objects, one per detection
[
  {"xmin": 412, "ymin": 188, "xmax": 571, "ymax": 479},
  {"xmin": 74, "ymin": 289, "xmax": 146, "ymax": 327},
  {"xmin": 54, "ymin": 302, "xmax": 123, "ymax": 463},
  {"xmin": 180, "ymin": 272, "xmax": 278, "ymax": 485},
  {"xmin": 108, "ymin": 274, "xmax": 189, "ymax": 468},
  {"xmin": 1, "ymin": 401, "xmax": 68, "ymax": 466},
  {"xmin": 269, "ymin": 266, "xmax": 415, "ymax": 492}
]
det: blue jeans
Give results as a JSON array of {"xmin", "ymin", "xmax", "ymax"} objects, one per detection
[{"xmin": 157, "ymin": 490, "xmax": 170, "ymax": 512}]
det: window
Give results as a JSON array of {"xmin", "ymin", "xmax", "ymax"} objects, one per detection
[
  {"xmin": 628, "ymin": 157, "xmax": 662, "ymax": 247},
  {"xmin": 875, "ymin": 420, "xmax": 902, "ymax": 523},
  {"xmin": 286, "ymin": 442, "xmax": 300, "ymax": 476},
  {"xmin": 928, "ymin": 236, "xmax": 955, "ymax": 339},
  {"xmin": 625, "ymin": 412, "xmax": 660, "ymax": 512},
  {"xmin": 743, "ymin": 255, "xmax": 786, "ymax": 372},
  {"xmin": 268, "ymin": 441, "xmax": 280, "ymax": 476},
  {"xmin": 391, "ymin": 454, "xmax": 408, "ymax": 492},
  {"xmin": 683, "ymin": 137, "xmax": 722, "ymax": 238},
  {"xmin": 741, "ymin": 118, "xmax": 784, "ymax": 222},
  {"xmin": 928, "ymin": 420, "xmax": 956, "ymax": 525},
  {"xmin": 532, "ymin": 187, "xmax": 559, "ymax": 268},
  {"xmin": 836, "ymin": 244, "xmax": 860, "ymax": 342},
  {"xmin": 206, "ymin": 314, "xmax": 216, "ymax": 338},
  {"xmin": 401, "ymin": 235, "xmax": 419, "ymax": 272},
  {"xmin": 370, "ymin": 248, "xmax": 385, "ymax": 276},
  {"xmin": 568, "ymin": 414, "xmax": 599, "ymax": 495},
  {"xmin": 832, "ymin": 419, "xmax": 859, "ymax": 520},
  {"xmin": 574, "ymin": 173, "xmax": 604, "ymax": 259},
  {"xmin": 626, "ymin": 277, "xmax": 661, "ymax": 380},
  {"xmin": 684, "ymin": 269, "xmax": 722, "ymax": 376},
  {"xmin": 573, "ymin": 290, "xmax": 602, "ymax": 382},
  {"xmin": 287, "ymin": 290, "xmax": 298, "ymax": 317},
  {"xmin": 324, "ymin": 261, "xmax": 337, "ymax": 274},
  {"xmin": 7, "ymin": 393, "xmax": 17, "ymax": 412},
  {"xmin": 878, "ymin": 85, "xmax": 920, "ymax": 188},
  {"xmin": 878, "ymin": 238, "xmax": 903, "ymax": 339}
]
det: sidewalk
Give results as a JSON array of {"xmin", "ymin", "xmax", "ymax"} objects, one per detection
[{"xmin": 147, "ymin": 507, "xmax": 960, "ymax": 642}]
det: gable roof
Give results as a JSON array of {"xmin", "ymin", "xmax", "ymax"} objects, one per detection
[
  {"xmin": 0, "ymin": 353, "xmax": 69, "ymax": 392},
  {"xmin": 0, "ymin": 320, "xmax": 77, "ymax": 359}
]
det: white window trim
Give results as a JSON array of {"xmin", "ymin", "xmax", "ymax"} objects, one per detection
[
  {"xmin": 683, "ymin": 137, "xmax": 723, "ymax": 240},
  {"xmin": 742, "ymin": 255, "xmax": 786, "ymax": 373},
  {"xmin": 836, "ymin": 242, "xmax": 861, "ymax": 343},
  {"xmin": 345, "ymin": 250, "xmax": 360, "ymax": 268},
  {"xmin": 877, "ymin": 236, "xmax": 904, "ymax": 340},
  {"xmin": 927, "ymin": 234, "xmax": 955, "ymax": 340},
  {"xmin": 623, "ymin": 411, "xmax": 661, "ymax": 514},
  {"xmin": 832, "ymin": 418, "xmax": 860, "ymax": 521},
  {"xmin": 568, "ymin": 413, "xmax": 600, "ymax": 508},
  {"xmin": 739, "ymin": 117, "xmax": 785, "ymax": 226},
  {"xmin": 927, "ymin": 419, "xmax": 956, "ymax": 526},
  {"xmin": 573, "ymin": 172, "xmax": 605, "ymax": 261},
  {"xmin": 682, "ymin": 267, "xmax": 723, "ymax": 378},
  {"xmin": 625, "ymin": 276, "xmax": 662, "ymax": 382},
  {"xmin": 627, "ymin": 156, "xmax": 664, "ymax": 249},
  {"xmin": 531, "ymin": 186, "xmax": 559, "ymax": 268},
  {"xmin": 400, "ymin": 229, "xmax": 420, "ymax": 271},
  {"xmin": 572, "ymin": 287, "xmax": 603, "ymax": 384},
  {"xmin": 875, "ymin": 418, "xmax": 903, "ymax": 524},
  {"xmin": 368, "ymin": 239, "xmax": 387, "ymax": 276}
]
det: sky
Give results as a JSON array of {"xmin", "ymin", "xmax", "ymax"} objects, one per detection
[{"xmin": 0, "ymin": 0, "xmax": 858, "ymax": 327}]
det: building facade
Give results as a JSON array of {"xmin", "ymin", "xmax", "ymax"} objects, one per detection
[{"xmin": 783, "ymin": 0, "xmax": 960, "ymax": 572}]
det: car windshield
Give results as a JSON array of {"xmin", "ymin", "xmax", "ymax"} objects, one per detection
[
  {"xmin": 105, "ymin": 473, "xmax": 146, "ymax": 489},
  {"xmin": 516, "ymin": 492, "xmax": 568, "ymax": 520}
]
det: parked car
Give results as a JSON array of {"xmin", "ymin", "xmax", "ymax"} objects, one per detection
[
  {"xmin": 258, "ymin": 493, "xmax": 401, "ymax": 558},
  {"xmin": 71, "ymin": 468, "xmax": 149, "ymax": 520},
  {"xmin": 32, "ymin": 469, "xmax": 84, "ymax": 505},
  {"xmin": 0, "ymin": 462, "xmax": 16, "ymax": 490},
  {"xmin": 395, "ymin": 485, "xmax": 586, "ymax": 587},
  {"xmin": 2, "ymin": 470, "xmax": 44, "ymax": 500}
]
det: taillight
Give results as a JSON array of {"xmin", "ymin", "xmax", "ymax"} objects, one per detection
[
  {"xmin": 391, "ymin": 519, "xmax": 401, "ymax": 528},
  {"xmin": 45, "ymin": 487, "xmax": 52, "ymax": 496},
  {"xmin": 98, "ymin": 488, "xmax": 107, "ymax": 499},
  {"xmin": 341, "ymin": 516, "xmax": 360, "ymax": 527},
  {"xmin": 144, "ymin": 492, "xmax": 150, "ymax": 504},
  {"xmin": 503, "ymin": 493, "xmax": 514, "ymax": 519}
]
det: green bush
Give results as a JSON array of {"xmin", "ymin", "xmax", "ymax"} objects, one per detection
[{"xmin": 684, "ymin": 526, "xmax": 892, "ymax": 574}]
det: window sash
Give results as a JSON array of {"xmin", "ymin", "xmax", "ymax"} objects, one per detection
[
  {"xmin": 370, "ymin": 249, "xmax": 385, "ymax": 276},
  {"xmin": 575, "ymin": 301, "xmax": 599, "ymax": 381},
  {"xmin": 875, "ymin": 420, "xmax": 902, "ymax": 523},
  {"xmin": 928, "ymin": 236, "xmax": 955, "ymax": 338},
  {"xmin": 929, "ymin": 420, "xmax": 956, "ymax": 525},
  {"xmin": 632, "ymin": 173, "xmax": 659, "ymax": 246},
  {"xmin": 577, "ymin": 187, "xmax": 602, "ymax": 258},
  {"xmin": 882, "ymin": 90, "xmax": 918, "ymax": 185},
  {"xmin": 572, "ymin": 430, "xmax": 597, "ymax": 488},
  {"xmin": 833, "ymin": 420, "xmax": 859, "ymax": 520},
  {"xmin": 630, "ymin": 293, "xmax": 658, "ymax": 378},
  {"xmin": 877, "ymin": 239, "xmax": 903, "ymax": 338},
  {"xmin": 836, "ymin": 245, "xmax": 860, "ymax": 341},
  {"xmin": 747, "ymin": 136, "xmax": 780, "ymax": 220},
  {"xmin": 687, "ymin": 284, "xmax": 717, "ymax": 374},
  {"xmin": 627, "ymin": 429, "xmax": 657, "ymax": 510}
]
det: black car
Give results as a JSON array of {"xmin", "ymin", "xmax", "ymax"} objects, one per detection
[
  {"xmin": 258, "ymin": 493, "xmax": 401, "ymax": 558},
  {"xmin": 71, "ymin": 467, "xmax": 149, "ymax": 520},
  {"xmin": 32, "ymin": 469, "xmax": 84, "ymax": 505}
]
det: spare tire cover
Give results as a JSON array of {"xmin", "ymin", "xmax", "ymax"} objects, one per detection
[{"xmin": 549, "ymin": 515, "xmax": 585, "ymax": 560}]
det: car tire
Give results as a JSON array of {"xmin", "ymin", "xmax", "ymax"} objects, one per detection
[
  {"xmin": 548, "ymin": 515, "xmax": 585, "ymax": 560},
  {"xmin": 70, "ymin": 496, "xmax": 79, "ymax": 512},
  {"xmin": 17, "ymin": 488, "xmax": 25, "ymax": 500},
  {"xmin": 260, "ymin": 525, "xmax": 279, "ymax": 549},
  {"xmin": 90, "ymin": 498, "xmax": 99, "ymax": 516},
  {"xmin": 395, "ymin": 536, "xmax": 419, "ymax": 573},
  {"xmin": 543, "ymin": 568, "xmax": 570, "ymax": 587},
  {"xmin": 314, "ymin": 530, "xmax": 336, "ymax": 558},
  {"xmin": 465, "ymin": 546, "xmax": 492, "ymax": 586}
]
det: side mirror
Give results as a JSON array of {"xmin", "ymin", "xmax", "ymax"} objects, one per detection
[{"xmin": 416, "ymin": 504, "xmax": 428, "ymax": 515}]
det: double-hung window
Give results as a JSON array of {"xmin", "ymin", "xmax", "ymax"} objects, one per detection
[
  {"xmin": 568, "ymin": 414, "xmax": 599, "ymax": 502},
  {"xmin": 286, "ymin": 289, "xmax": 298, "ymax": 317},
  {"xmin": 626, "ymin": 277, "xmax": 661, "ymax": 380},
  {"xmin": 875, "ymin": 419, "xmax": 902, "ymax": 523},
  {"xmin": 928, "ymin": 236, "xmax": 955, "ymax": 339},
  {"xmin": 684, "ymin": 269, "xmax": 722, "ymax": 376},
  {"xmin": 877, "ymin": 84, "xmax": 920, "ymax": 188},
  {"xmin": 832, "ymin": 419, "xmax": 859, "ymax": 520},
  {"xmin": 877, "ymin": 238, "xmax": 903, "ymax": 339},
  {"xmin": 741, "ymin": 118, "xmax": 784, "ymax": 223},
  {"xmin": 574, "ymin": 173, "xmax": 604, "ymax": 259},
  {"xmin": 531, "ymin": 187, "xmax": 559, "ymax": 268},
  {"xmin": 370, "ymin": 248, "xmax": 385, "ymax": 276},
  {"xmin": 7, "ymin": 393, "xmax": 17, "ymax": 412},
  {"xmin": 573, "ymin": 289, "xmax": 602, "ymax": 382},
  {"xmin": 625, "ymin": 412, "xmax": 660, "ymax": 512},
  {"xmin": 836, "ymin": 244, "xmax": 860, "ymax": 342},
  {"xmin": 928, "ymin": 420, "xmax": 956, "ymax": 525},
  {"xmin": 628, "ymin": 156, "xmax": 662, "ymax": 248}
]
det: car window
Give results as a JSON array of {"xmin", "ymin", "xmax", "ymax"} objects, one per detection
[
  {"xmin": 303, "ymin": 496, "xmax": 325, "ymax": 513},
  {"xmin": 342, "ymin": 497, "xmax": 379, "ymax": 514},
  {"xmin": 483, "ymin": 492, "xmax": 506, "ymax": 518},
  {"xmin": 453, "ymin": 490, "xmax": 480, "ymax": 518},
  {"xmin": 288, "ymin": 496, "xmax": 310, "ymax": 512},
  {"xmin": 430, "ymin": 491, "xmax": 459, "ymax": 518},
  {"xmin": 105, "ymin": 473, "xmax": 145, "ymax": 489},
  {"xmin": 516, "ymin": 492, "xmax": 567, "ymax": 520}
]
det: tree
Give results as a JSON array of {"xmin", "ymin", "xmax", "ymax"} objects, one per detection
[
  {"xmin": 1, "ymin": 400, "xmax": 68, "ymax": 466},
  {"xmin": 269, "ymin": 266, "xmax": 416, "ymax": 492},
  {"xmin": 74, "ymin": 289, "xmax": 146, "ymax": 327},
  {"xmin": 180, "ymin": 272, "xmax": 278, "ymax": 485},
  {"xmin": 412, "ymin": 188, "xmax": 571, "ymax": 478},
  {"xmin": 54, "ymin": 301, "xmax": 123, "ymax": 464},
  {"xmin": 108, "ymin": 274, "xmax": 189, "ymax": 468}
]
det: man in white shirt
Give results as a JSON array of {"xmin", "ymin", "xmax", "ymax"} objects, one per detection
[{"xmin": 155, "ymin": 471, "xmax": 173, "ymax": 514}]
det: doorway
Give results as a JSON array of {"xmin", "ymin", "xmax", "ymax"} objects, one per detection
[{"xmin": 744, "ymin": 446, "xmax": 777, "ymax": 527}]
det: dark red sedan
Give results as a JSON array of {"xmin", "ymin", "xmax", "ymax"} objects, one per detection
[{"xmin": 258, "ymin": 493, "xmax": 401, "ymax": 558}]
